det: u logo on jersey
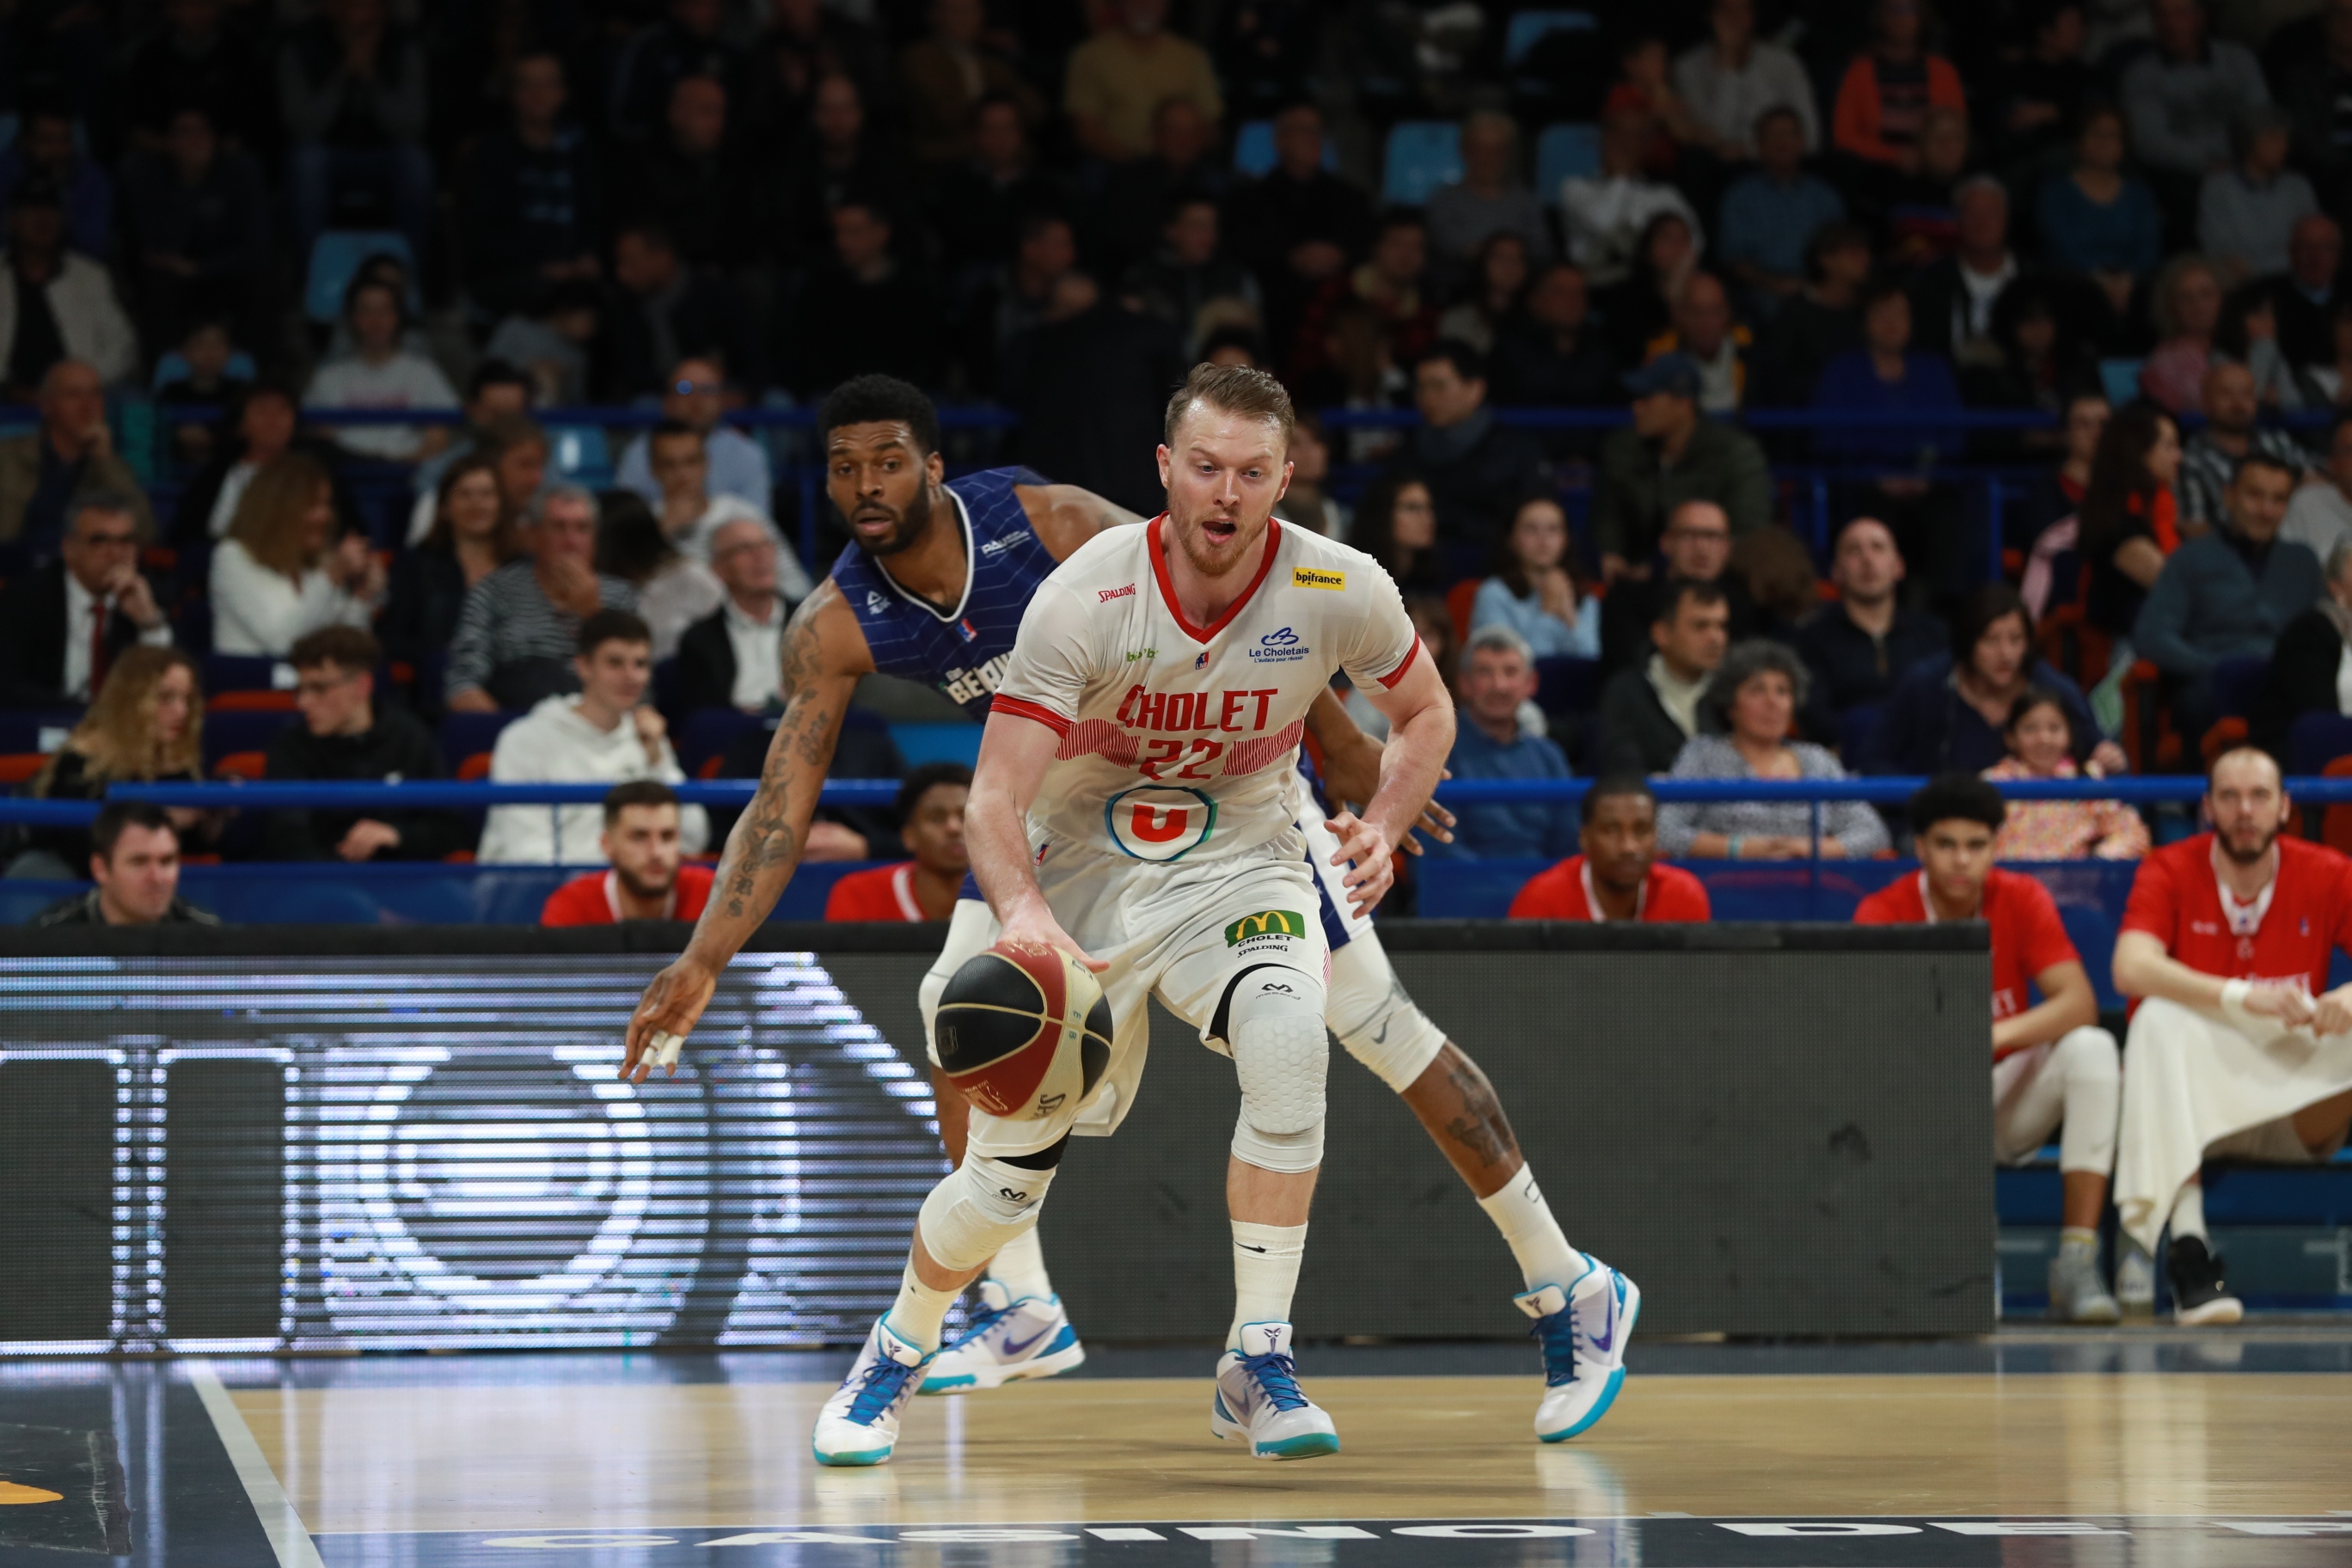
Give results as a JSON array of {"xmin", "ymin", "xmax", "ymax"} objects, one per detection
[{"xmin": 1104, "ymin": 785, "xmax": 1218, "ymax": 861}]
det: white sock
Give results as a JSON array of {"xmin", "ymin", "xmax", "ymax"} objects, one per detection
[
  {"xmin": 986, "ymin": 1227, "xmax": 1056, "ymax": 1302},
  {"xmin": 2169, "ymin": 1179, "xmax": 2207, "ymax": 1245},
  {"xmin": 1228, "ymin": 1221, "xmax": 1307, "ymax": 1350},
  {"xmin": 886, "ymin": 1264, "xmax": 960, "ymax": 1355},
  {"xmin": 1476, "ymin": 1166, "xmax": 1583, "ymax": 1293},
  {"xmin": 2059, "ymin": 1227, "xmax": 2098, "ymax": 1258}
]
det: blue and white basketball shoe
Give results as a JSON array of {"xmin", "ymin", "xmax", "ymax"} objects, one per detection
[
  {"xmin": 1517, "ymin": 1254, "xmax": 1641, "ymax": 1442},
  {"xmin": 1210, "ymin": 1321, "xmax": 1341, "ymax": 1460},
  {"xmin": 812, "ymin": 1318, "xmax": 934, "ymax": 1467},
  {"xmin": 919, "ymin": 1280, "xmax": 1086, "ymax": 1393}
]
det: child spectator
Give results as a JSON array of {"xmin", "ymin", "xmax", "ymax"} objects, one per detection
[
  {"xmin": 1472, "ymin": 496, "xmax": 1599, "ymax": 660},
  {"xmin": 540, "ymin": 781, "xmax": 715, "ymax": 925},
  {"xmin": 1657, "ymin": 639, "xmax": 1890, "ymax": 859},
  {"xmin": 1868, "ymin": 584, "xmax": 2122, "ymax": 777},
  {"xmin": 824, "ymin": 764, "xmax": 973, "ymax": 922},
  {"xmin": 262, "ymin": 627, "xmax": 465, "ymax": 862},
  {"xmin": 1984, "ymin": 687, "xmax": 2150, "ymax": 861},
  {"xmin": 209, "ymin": 454, "xmax": 382, "ymax": 657},
  {"xmin": 477, "ymin": 609, "xmax": 708, "ymax": 865},
  {"xmin": 1508, "ymin": 776, "xmax": 1712, "ymax": 922},
  {"xmin": 303, "ymin": 273, "xmax": 459, "ymax": 462}
]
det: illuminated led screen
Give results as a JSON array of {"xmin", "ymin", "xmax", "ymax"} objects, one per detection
[{"xmin": 0, "ymin": 954, "xmax": 947, "ymax": 1353}]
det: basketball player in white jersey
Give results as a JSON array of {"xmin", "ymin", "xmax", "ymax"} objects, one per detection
[
  {"xmin": 622, "ymin": 374, "xmax": 1638, "ymax": 1455},
  {"xmin": 797, "ymin": 364, "xmax": 1638, "ymax": 1466}
]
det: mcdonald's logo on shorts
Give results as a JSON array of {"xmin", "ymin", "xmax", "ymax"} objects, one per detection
[{"xmin": 1225, "ymin": 910, "xmax": 1307, "ymax": 945}]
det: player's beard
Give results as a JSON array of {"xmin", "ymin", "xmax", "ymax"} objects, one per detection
[
  {"xmin": 2217, "ymin": 819, "xmax": 2282, "ymax": 865},
  {"xmin": 854, "ymin": 487, "xmax": 939, "ymax": 557},
  {"xmin": 616, "ymin": 862, "xmax": 677, "ymax": 903},
  {"xmin": 1167, "ymin": 507, "xmax": 1268, "ymax": 579}
]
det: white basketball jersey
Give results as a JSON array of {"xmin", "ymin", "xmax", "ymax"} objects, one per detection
[{"xmin": 990, "ymin": 517, "xmax": 1421, "ymax": 866}]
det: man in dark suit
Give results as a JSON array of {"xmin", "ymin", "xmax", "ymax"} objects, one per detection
[
  {"xmin": 0, "ymin": 493, "xmax": 170, "ymax": 707},
  {"xmin": 1598, "ymin": 499, "xmax": 1761, "ymax": 672},
  {"xmin": 674, "ymin": 516, "xmax": 789, "ymax": 715}
]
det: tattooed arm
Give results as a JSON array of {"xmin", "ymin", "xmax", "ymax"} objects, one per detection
[{"xmin": 622, "ymin": 582, "xmax": 874, "ymax": 1081}]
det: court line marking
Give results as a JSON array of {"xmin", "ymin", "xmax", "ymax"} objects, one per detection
[{"xmin": 187, "ymin": 1363, "xmax": 328, "ymax": 1568}]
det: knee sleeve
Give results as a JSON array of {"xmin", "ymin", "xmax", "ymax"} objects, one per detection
[
  {"xmin": 2056, "ymin": 1025, "xmax": 2121, "ymax": 1087},
  {"xmin": 916, "ymin": 1154, "xmax": 1058, "ymax": 1274},
  {"xmin": 2055, "ymin": 1026, "xmax": 2122, "ymax": 1176},
  {"xmin": 1327, "ymin": 936, "xmax": 1448, "ymax": 1093},
  {"xmin": 1227, "ymin": 967, "xmax": 1330, "ymax": 1173}
]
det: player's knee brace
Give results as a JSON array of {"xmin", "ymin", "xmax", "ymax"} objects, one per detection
[
  {"xmin": 1227, "ymin": 968, "xmax": 1330, "ymax": 1174},
  {"xmin": 2056, "ymin": 1025, "xmax": 2121, "ymax": 1087},
  {"xmin": 1325, "ymin": 934, "xmax": 1447, "ymax": 1093},
  {"xmin": 916, "ymin": 1154, "xmax": 1058, "ymax": 1274}
]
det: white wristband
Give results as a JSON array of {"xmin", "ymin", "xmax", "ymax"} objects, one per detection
[
  {"xmin": 2220, "ymin": 979, "xmax": 2251, "ymax": 1010},
  {"xmin": 2218, "ymin": 979, "xmax": 2262, "ymax": 1035}
]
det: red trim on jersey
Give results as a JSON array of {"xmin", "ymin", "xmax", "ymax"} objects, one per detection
[
  {"xmin": 1146, "ymin": 513, "xmax": 1284, "ymax": 645},
  {"xmin": 1375, "ymin": 636, "xmax": 1424, "ymax": 689},
  {"xmin": 992, "ymin": 694, "xmax": 1072, "ymax": 735}
]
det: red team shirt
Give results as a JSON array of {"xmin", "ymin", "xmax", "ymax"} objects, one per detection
[
  {"xmin": 1508, "ymin": 857, "xmax": 1713, "ymax": 922},
  {"xmin": 540, "ymin": 864, "xmax": 714, "ymax": 926},
  {"xmin": 2119, "ymin": 833, "xmax": 2352, "ymax": 995},
  {"xmin": 1854, "ymin": 867, "xmax": 2079, "ymax": 1024},
  {"xmin": 824, "ymin": 863, "xmax": 932, "ymax": 922}
]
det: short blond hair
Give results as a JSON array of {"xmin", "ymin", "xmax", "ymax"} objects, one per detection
[{"xmin": 1162, "ymin": 361, "xmax": 1295, "ymax": 450}]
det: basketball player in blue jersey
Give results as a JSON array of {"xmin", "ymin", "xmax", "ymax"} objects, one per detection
[{"xmin": 626, "ymin": 375, "xmax": 1637, "ymax": 1446}]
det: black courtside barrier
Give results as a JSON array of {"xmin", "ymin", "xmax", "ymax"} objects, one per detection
[{"xmin": 0, "ymin": 922, "xmax": 1990, "ymax": 1350}]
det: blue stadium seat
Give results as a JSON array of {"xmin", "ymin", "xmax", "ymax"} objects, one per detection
[
  {"xmin": 1533, "ymin": 655, "xmax": 1600, "ymax": 720},
  {"xmin": 1382, "ymin": 121, "xmax": 1462, "ymax": 205},
  {"xmin": 1233, "ymin": 119, "xmax": 1337, "ymax": 179},
  {"xmin": 151, "ymin": 350, "xmax": 260, "ymax": 394},
  {"xmin": 439, "ymin": 711, "xmax": 521, "ymax": 772},
  {"xmin": 2098, "ymin": 358, "xmax": 2143, "ymax": 407},
  {"xmin": 1534, "ymin": 123, "xmax": 1600, "ymax": 197},
  {"xmin": 2291, "ymin": 710, "xmax": 2352, "ymax": 775},
  {"xmin": 676, "ymin": 707, "xmax": 759, "ymax": 776},
  {"xmin": 204, "ymin": 654, "xmax": 292, "ymax": 694},
  {"xmin": 1836, "ymin": 701, "xmax": 1886, "ymax": 763},
  {"xmin": 0, "ymin": 708, "xmax": 82, "ymax": 754},
  {"xmin": 548, "ymin": 425, "xmax": 611, "ymax": 481},
  {"xmin": 1505, "ymin": 9, "xmax": 1596, "ymax": 64},
  {"xmin": 304, "ymin": 230, "xmax": 417, "ymax": 324}
]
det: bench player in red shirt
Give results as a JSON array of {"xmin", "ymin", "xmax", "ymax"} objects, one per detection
[
  {"xmin": 541, "ymin": 781, "xmax": 715, "ymax": 925},
  {"xmin": 824, "ymin": 764, "xmax": 971, "ymax": 922},
  {"xmin": 1854, "ymin": 775, "xmax": 2122, "ymax": 1322},
  {"xmin": 1508, "ymin": 776, "xmax": 1712, "ymax": 922},
  {"xmin": 2112, "ymin": 748, "xmax": 2352, "ymax": 1324}
]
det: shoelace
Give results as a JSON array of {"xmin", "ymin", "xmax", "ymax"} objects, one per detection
[
  {"xmin": 947, "ymin": 1298, "xmax": 1017, "ymax": 1351},
  {"xmin": 1240, "ymin": 1350, "xmax": 1312, "ymax": 1412},
  {"xmin": 845, "ymin": 1353, "xmax": 921, "ymax": 1424},
  {"xmin": 1529, "ymin": 1306, "xmax": 1582, "ymax": 1388}
]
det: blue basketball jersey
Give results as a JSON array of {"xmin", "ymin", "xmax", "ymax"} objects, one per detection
[{"xmin": 829, "ymin": 467, "xmax": 1059, "ymax": 719}]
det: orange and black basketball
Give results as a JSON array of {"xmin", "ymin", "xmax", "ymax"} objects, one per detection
[{"xmin": 934, "ymin": 941, "xmax": 1112, "ymax": 1121}]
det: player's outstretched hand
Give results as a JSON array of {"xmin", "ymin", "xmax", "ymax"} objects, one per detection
[
  {"xmin": 623, "ymin": 956, "xmax": 719, "ymax": 1083},
  {"xmin": 1001, "ymin": 918, "xmax": 1110, "ymax": 974},
  {"xmin": 1325, "ymin": 810, "xmax": 1396, "ymax": 916}
]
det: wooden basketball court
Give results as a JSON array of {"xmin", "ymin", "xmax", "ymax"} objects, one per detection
[{"xmin": 8, "ymin": 1330, "xmax": 2352, "ymax": 1566}]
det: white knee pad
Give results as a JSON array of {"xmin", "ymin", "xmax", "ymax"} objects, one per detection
[
  {"xmin": 1228, "ymin": 968, "xmax": 1330, "ymax": 1174},
  {"xmin": 1326, "ymin": 933, "xmax": 1448, "ymax": 1093},
  {"xmin": 2055, "ymin": 1026, "xmax": 2122, "ymax": 1177},
  {"xmin": 916, "ymin": 1155, "xmax": 1057, "ymax": 1273}
]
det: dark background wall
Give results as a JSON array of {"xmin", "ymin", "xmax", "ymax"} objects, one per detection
[{"xmin": 0, "ymin": 925, "xmax": 1992, "ymax": 1348}]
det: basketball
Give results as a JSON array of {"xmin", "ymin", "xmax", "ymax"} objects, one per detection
[{"xmin": 934, "ymin": 941, "xmax": 1113, "ymax": 1122}]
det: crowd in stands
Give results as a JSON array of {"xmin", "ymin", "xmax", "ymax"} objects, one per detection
[{"xmin": 23, "ymin": 0, "xmax": 2352, "ymax": 895}]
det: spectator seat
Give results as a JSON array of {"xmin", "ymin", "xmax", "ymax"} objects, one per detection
[
  {"xmin": 1535, "ymin": 123, "xmax": 1601, "ymax": 195},
  {"xmin": 2099, "ymin": 358, "xmax": 2143, "ymax": 407},
  {"xmin": 0, "ymin": 709, "xmax": 83, "ymax": 754},
  {"xmin": 548, "ymin": 426, "xmax": 612, "ymax": 481},
  {"xmin": 1232, "ymin": 119, "xmax": 1336, "ymax": 179},
  {"xmin": 205, "ymin": 654, "xmax": 293, "ymax": 695},
  {"xmin": 1382, "ymin": 121, "xmax": 1462, "ymax": 205},
  {"xmin": 204, "ymin": 709, "xmax": 298, "ymax": 769},
  {"xmin": 1532, "ymin": 655, "xmax": 1601, "ymax": 720},
  {"xmin": 439, "ymin": 710, "xmax": 518, "ymax": 765},
  {"xmin": 2118, "ymin": 658, "xmax": 2182, "ymax": 774},
  {"xmin": 0, "ymin": 752, "xmax": 45, "ymax": 783},
  {"xmin": 151, "ymin": 350, "xmax": 260, "ymax": 395},
  {"xmin": 1505, "ymin": 9, "xmax": 1597, "ymax": 64},
  {"xmin": 1445, "ymin": 578, "xmax": 1479, "ymax": 642},
  {"xmin": 677, "ymin": 707, "xmax": 759, "ymax": 777},
  {"xmin": 214, "ymin": 751, "xmax": 266, "ymax": 781},
  {"xmin": 2037, "ymin": 603, "xmax": 2112, "ymax": 690},
  {"xmin": 304, "ymin": 230, "xmax": 417, "ymax": 325},
  {"xmin": 209, "ymin": 689, "xmax": 297, "ymax": 713},
  {"xmin": 1836, "ymin": 701, "xmax": 1886, "ymax": 763},
  {"xmin": 2290, "ymin": 710, "xmax": 2352, "ymax": 776},
  {"xmin": 2198, "ymin": 653, "xmax": 2272, "ymax": 763},
  {"xmin": 456, "ymin": 752, "xmax": 494, "ymax": 782}
]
